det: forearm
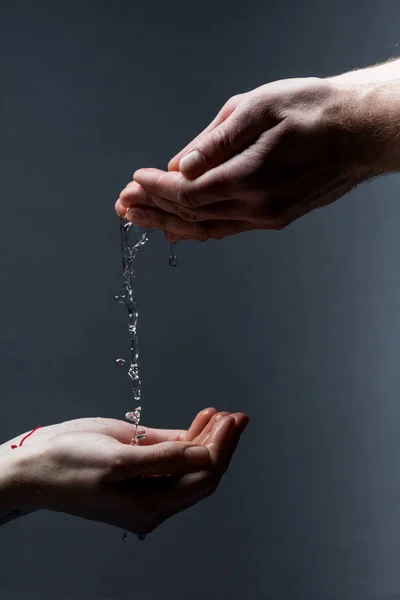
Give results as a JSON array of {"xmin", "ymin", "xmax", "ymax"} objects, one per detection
[
  {"xmin": 330, "ymin": 57, "xmax": 400, "ymax": 85},
  {"xmin": 328, "ymin": 59, "xmax": 400, "ymax": 174}
]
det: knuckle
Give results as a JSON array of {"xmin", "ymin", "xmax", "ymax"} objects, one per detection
[
  {"xmin": 110, "ymin": 453, "xmax": 125, "ymax": 471},
  {"xmin": 209, "ymin": 127, "xmax": 233, "ymax": 159},
  {"xmin": 222, "ymin": 93, "xmax": 243, "ymax": 115},
  {"xmin": 146, "ymin": 195, "xmax": 157, "ymax": 208},
  {"xmin": 175, "ymin": 204, "xmax": 199, "ymax": 222},
  {"xmin": 177, "ymin": 179, "xmax": 199, "ymax": 209},
  {"xmin": 96, "ymin": 452, "xmax": 124, "ymax": 482}
]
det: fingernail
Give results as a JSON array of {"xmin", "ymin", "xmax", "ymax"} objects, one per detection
[
  {"xmin": 184, "ymin": 445, "xmax": 210, "ymax": 465},
  {"xmin": 179, "ymin": 150, "xmax": 204, "ymax": 178},
  {"xmin": 133, "ymin": 169, "xmax": 147, "ymax": 184}
]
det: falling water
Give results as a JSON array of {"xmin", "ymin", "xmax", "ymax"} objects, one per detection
[
  {"xmin": 115, "ymin": 222, "xmax": 179, "ymax": 543},
  {"xmin": 115, "ymin": 218, "xmax": 153, "ymax": 543},
  {"xmin": 114, "ymin": 219, "xmax": 151, "ymax": 408}
]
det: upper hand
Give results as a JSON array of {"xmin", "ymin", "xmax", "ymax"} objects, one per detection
[
  {"xmin": 116, "ymin": 77, "xmax": 378, "ymax": 241},
  {"xmin": 2, "ymin": 409, "xmax": 248, "ymax": 536}
]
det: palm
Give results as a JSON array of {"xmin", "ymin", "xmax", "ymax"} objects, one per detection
[{"xmin": 5, "ymin": 408, "xmax": 247, "ymax": 537}]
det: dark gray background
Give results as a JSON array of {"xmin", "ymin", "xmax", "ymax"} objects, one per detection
[{"xmin": 1, "ymin": 1, "xmax": 400, "ymax": 598}]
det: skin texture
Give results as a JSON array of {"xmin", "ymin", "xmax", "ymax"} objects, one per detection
[
  {"xmin": 0, "ymin": 408, "xmax": 248, "ymax": 536},
  {"xmin": 116, "ymin": 60, "xmax": 400, "ymax": 242}
]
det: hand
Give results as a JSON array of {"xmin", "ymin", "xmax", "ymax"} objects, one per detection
[
  {"xmin": 2, "ymin": 409, "xmax": 248, "ymax": 536},
  {"xmin": 116, "ymin": 76, "xmax": 383, "ymax": 241}
]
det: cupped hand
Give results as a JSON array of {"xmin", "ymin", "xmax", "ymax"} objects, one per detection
[
  {"xmin": 116, "ymin": 77, "xmax": 378, "ymax": 241},
  {"xmin": 5, "ymin": 409, "xmax": 248, "ymax": 536}
]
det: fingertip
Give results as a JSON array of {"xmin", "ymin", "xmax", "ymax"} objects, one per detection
[
  {"xmin": 206, "ymin": 415, "xmax": 236, "ymax": 452},
  {"xmin": 179, "ymin": 150, "xmax": 206, "ymax": 179},
  {"xmin": 234, "ymin": 413, "xmax": 250, "ymax": 433},
  {"xmin": 201, "ymin": 407, "xmax": 217, "ymax": 417},
  {"xmin": 115, "ymin": 199, "xmax": 127, "ymax": 217},
  {"xmin": 223, "ymin": 415, "xmax": 236, "ymax": 427},
  {"xmin": 133, "ymin": 168, "xmax": 154, "ymax": 185},
  {"xmin": 168, "ymin": 157, "xmax": 180, "ymax": 172},
  {"xmin": 232, "ymin": 412, "xmax": 249, "ymax": 423}
]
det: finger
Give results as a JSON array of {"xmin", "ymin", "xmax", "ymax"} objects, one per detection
[
  {"xmin": 211, "ymin": 413, "xmax": 249, "ymax": 475},
  {"xmin": 194, "ymin": 411, "xmax": 230, "ymax": 445},
  {"xmin": 123, "ymin": 187, "xmax": 251, "ymax": 223},
  {"xmin": 132, "ymin": 169, "xmax": 233, "ymax": 209},
  {"xmin": 118, "ymin": 181, "xmax": 148, "ymax": 209},
  {"xmin": 115, "ymin": 198, "xmax": 127, "ymax": 217},
  {"xmin": 126, "ymin": 207, "xmax": 204, "ymax": 240},
  {"xmin": 107, "ymin": 441, "xmax": 211, "ymax": 481},
  {"xmin": 149, "ymin": 416, "xmax": 237, "ymax": 511},
  {"xmin": 177, "ymin": 100, "xmax": 274, "ymax": 179},
  {"xmin": 168, "ymin": 99, "xmax": 239, "ymax": 171},
  {"xmin": 126, "ymin": 208, "xmax": 255, "ymax": 241},
  {"xmin": 205, "ymin": 414, "xmax": 237, "ymax": 467},
  {"xmin": 36, "ymin": 418, "xmax": 187, "ymax": 449},
  {"xmin": 137, "ymin": 415, "xmax": 249, "ymax": 525},
  {"xmin": 183, "ymin": 407, "xmax": 217, "ymax": 442}
]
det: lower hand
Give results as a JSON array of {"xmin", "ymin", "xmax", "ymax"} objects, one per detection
[
  {"xmin": 2, "ymin": 409, "xmax": 248, "ymax": 536},
  {"xmin": 116, "ymin": 76, "xmax": 384, "ymax": 241}
]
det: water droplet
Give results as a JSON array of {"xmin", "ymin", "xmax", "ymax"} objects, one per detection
[
  {"xmin": 122, "ymin": 532, "xmax": 128, "ymax": 542},
  {"xmin": 137, "ymin": 533, "xmax": 146, "ymax": 541},
  {"xmin": 115, "ymin": 358, "xmax": 126, "ymax": 367},
  {"xmin": 125, "ymin": 406, "xmax": 142, "ymax": 424},
  {"xmin": 169, "ymin": 241, "xmax": 178, "ymax": 267}
]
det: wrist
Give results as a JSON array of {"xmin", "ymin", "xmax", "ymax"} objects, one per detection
[
  {"xmin": 327, "ymin": 63, "xmax": 400, "ymax": 176},
  {"xmin": 359, "ymin": 81, "xmax": 400, "ymax": 174},
  {"xmin": 0, "ymin": 451, "xmax": 31, "ymax": 514}
]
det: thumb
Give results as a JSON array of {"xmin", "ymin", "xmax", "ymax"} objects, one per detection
[
  {"xmin": 168, "ymin": 95, "xmax": 243, "ymax": 172},
  {"xmin": 107, "ymin": 442, "xmax": 211, "ymax": 482},
  {"xmin": 178, "ymin": 103, "xmax": 267, "ymax": 179}
]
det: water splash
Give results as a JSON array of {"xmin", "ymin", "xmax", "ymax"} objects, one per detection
[
  {"xmin": 115, "ymin": 219, "xmax": 153, "ymax": 545},
  {"xmin": 115, "ymin": 219, "xmax": 153, "ymax": 441}
]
